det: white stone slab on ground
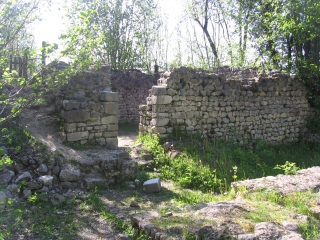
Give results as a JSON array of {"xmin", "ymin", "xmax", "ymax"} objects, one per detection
[{"xmin": 143, "ymin": 178, "xmax": 161, "ymax": 193}]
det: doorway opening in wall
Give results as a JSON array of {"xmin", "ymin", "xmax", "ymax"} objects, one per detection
[{"xmin": 118, "ymin": 122, "xmax": 139, "ymax": 148}]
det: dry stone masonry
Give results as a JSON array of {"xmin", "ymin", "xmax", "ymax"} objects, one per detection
[
  {"xmin": 140, "ymin": 67, "xmax": 312, "ymax": 143},
  {"xmin": 57, "ymin": 65, "xmax": 119, "ymax": 149},
  {"xmin": 111, "ymin": 70, "xmax": 156, "ymax": 123}
]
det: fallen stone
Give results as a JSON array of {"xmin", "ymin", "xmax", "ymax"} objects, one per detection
[
  {"xmin": 134, "ymin": 179, "xmax": 141, "ymax": 186},
  {"xmin": 141, "ymin": 153, "xmax": 153, "ymax": 160},
  {"xmin": 59, "ymin": 169, "xmax": 81, "ymax": 182},
  {"xmin": 0, "ymin": 191, "xmax": 7, "ymax": 210},
  {"xmin": 37, "ymin": 164, "xmax": 48, "ymax": 173},
  {"xmin": 130, "ymin": 201, "xmax": 140, "ymax": 208},
  {"xmin": 15, "ymin": 171, "xmax": 32, "ymax": 183},
  {"xmin": 23, "ymin": 189, "xmax": 32, "ymax": 199},
  {"xmin": 168, "ymin": 150, "xmax": 181, "ymax": 159},
  {"xmin": 282, "ymin": 221, "xmax": 300, "ymax": 232},
  {"xmin": 0, "ymin": 170, "xmax": 15, "ymax": 184},
  {"xmin": 38, "ymin": 175, "xmax": 54, "ymax": 186},
  {"xmin": 143, "ymin": 178, "xmax": 161, "ymax": 193},
  {"xmin": 163, "ymin": 212, "xmax": 173, "ymax": 217},
  {"xmin": 310, "ymin": 206, "xmax": 320, "ymax": 219}
]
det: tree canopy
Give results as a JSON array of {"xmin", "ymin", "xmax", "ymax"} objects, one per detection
[
  {"xmin": 61, "ymin": 0, "xmax": 162, "ymax": 72},
  {"xmin": 1, "ymin": 0, "xmax": 320, "ymax": 121}
]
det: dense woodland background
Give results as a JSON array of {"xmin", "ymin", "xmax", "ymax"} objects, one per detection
[{"xmin": 0, "ymin": 0, "xmax": 320, "ymax": 118}]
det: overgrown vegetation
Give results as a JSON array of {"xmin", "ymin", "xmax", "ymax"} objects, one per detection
[
  {"xmin": 135, "ymin": 131, "xmax": 320, "ymax": 238},
  {"xmin": 0, "ymin": 124, "xmax": 47, "ymax": 170},
  {"xmin": 136, "ymin": 131, "xmax": 320, "ymax": 193},
  {"xmin": 242, "ymin": 189, "xmax": 320, "ymax": 239},
  {"xmin": 0, "ymin": 187, "xmax": 148, "ymax": 239}
]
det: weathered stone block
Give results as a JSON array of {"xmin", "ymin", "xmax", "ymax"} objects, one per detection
[
  {"xmin": 108, "ymin": 124, "xmax": 119, "ymax": 131},
  {"xmin": 151, "ymin": 118, "xmax": 169, "ymax": 127},
  {"xmin": 105, "ymin": 138, "xmax": 118, "ymax": 149},
  {"xmin": 15, "ymin": 172, "xmax": 32, "ymax": 183},
  {"xmin": 62, "ymin": 110, "xmax": 90, "ymax": 123},
  {"xmin": 143, "ymin": 178, "xmax": 161, "ymax": 193},
  {"xmin": 139, "ymin": 105, "xmax": 148, "ymax": 111},
  {"xmin": 59, "ymin": 169, "xmax": 81, "ymax": 182},
  {"xmin": 101, "ymin": 116, "xmax": 118, "ymax": 124},
  {"xmin": 63, "ymin": 100, "xmax": 80, "ymax": 110},
  {"xmin": 151, "ymin": 86, "xmax": 167, "ymax": 95},
  {"xmin": 67, "ymin": 131, "xmax": 89, "ymax": 142},
  {"xmin": 101, "ymin": 91, "xmax": 119, "ymax": 102},
  {"xmin": 38, "ymin": 175, "xmax": 54, "ymax": 186},
  {"xmin": 87, "ymin": 117, "xmax": 101, "ymax": 126},
  {"xmin": 0, "ymin": 170, "xmax": 14, "ymax": 185},
  {"xmin": 151, "ymin": 126, "xmax": 167, "ymax": 134},
  {"xmin": 84, "ymin": 178, "xmax": 107, "ymax": 189},
  {"xmin": 103, "ymin": 102, "xmax": 118, "ymax": 114},
  {"xmin": 64, "ymin": 123, "xmax": 77, "ymax": 133},
  {"xmin": 147, "ymin": 95, "xmax": 172, "ymax": 105},
  {"xmin": 103, "ymin": 131, "xmax": 118, "ymax": 138}
]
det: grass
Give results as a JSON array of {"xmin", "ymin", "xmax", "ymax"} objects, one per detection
[
  {"xmin": 2, "ymin": 123, "xmax": 320, "ymax": 239},
  {"xmin": 135, "ymin": 131, "xmax": 320, "ymax": 239},
  {"xmin": 0, "ymin": 188, "xmax": 149, "ymax": 240},
  {"xmin": 136, "ymin": 130, "xmax": 320, "ymax": 193}
]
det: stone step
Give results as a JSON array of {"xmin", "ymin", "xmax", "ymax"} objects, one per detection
[{"xmin": 84, "ymin": 176, "xmax": 108, "ymax": 189}]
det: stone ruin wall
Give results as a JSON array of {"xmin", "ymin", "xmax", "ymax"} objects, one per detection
[
  {"xmin": 110, "ymin": 70, "xmax": 156, "ymax": 123},
  {"xmin": 139, "ymin": 67, "xmax": 312, "ymax": 143},
  {"xmin": 56, "ymin": 65, "xmax": 119, "ymax": 149}
]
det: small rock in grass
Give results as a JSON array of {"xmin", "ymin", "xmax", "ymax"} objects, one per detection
[
  {"xmin": 143, "ymin": 178, "xmax": 161, "ymax": 193},
  {"xmin": 134, "ymin": 179, "xmax": 141, "ymax": 186},
  {"xmin": 141, "ymin": 153, "xmax": 153, "ymax": 160},
  {"xmin": 163, "ymin": 212, "xmax": 173, "ymax": 217},
  {"xmin": 128, "ymin": 184, "xmax": 135, "ymax": 189},
  {"xmin": 130, "ymin": 201, "xmax": 140, "ymax": 208},
  {"xmin": 282, "ymin": 221, "xmax": 300, "ymax": 232}
]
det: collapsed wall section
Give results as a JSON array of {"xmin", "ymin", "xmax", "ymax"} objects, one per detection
[
  {"xmin": 57, "ymin": 65, "xmax": 119, "ymax": 149},
  {"xmin": 139, "ymin": 67, "xmax": 311, "ymax": 143}
]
